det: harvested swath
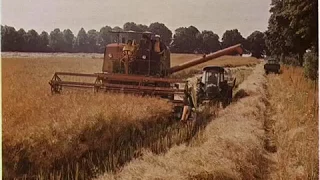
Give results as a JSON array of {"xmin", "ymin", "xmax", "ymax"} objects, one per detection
[{"xmin": 97, "ymin": 64, "xmax": 268, "ymax": 180}]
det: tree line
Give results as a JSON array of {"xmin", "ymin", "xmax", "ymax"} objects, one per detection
[
  {"xmin": 265, "ymin": 0, "xmax": 318, "ymax": 79},
  {"xmin": 1, "ymin": 22, "xmax": 267, "ymax": 58},
  {"xmin": 265, "ymin": 0, "xmax": 318, "ymax": 64}
]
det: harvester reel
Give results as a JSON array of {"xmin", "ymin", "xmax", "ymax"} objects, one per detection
[{"xmin": 50, "ymin": 74, "xmax": 62, "ymax": 94}]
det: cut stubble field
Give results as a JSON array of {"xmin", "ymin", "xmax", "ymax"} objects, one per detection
[{"xmin": 2, "ymin": 53, "xmax": 259, "ymax": 179}]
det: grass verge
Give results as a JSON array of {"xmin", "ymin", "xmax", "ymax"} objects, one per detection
[{"xmin": 266, "ymin": 66, "xmax": 318, "ymax": 179}]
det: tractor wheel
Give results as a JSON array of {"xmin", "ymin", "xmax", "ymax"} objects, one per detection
[
  {"xmin": 222, "ymin": 97, "xmax": 229, "ymax": 108},
  {"xmin": 221, "ymin": 88, "xmax": 232, "ymax": 108},
  {"xmin": 173, "ymin": 106, "xmax": 184, "ymax": 120},
  {"xmin": 228, "ymin": 88, "xmax": 233, "ymax": 104}
]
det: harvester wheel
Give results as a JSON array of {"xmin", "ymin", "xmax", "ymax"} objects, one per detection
[{"xmin": 228, "ymin": 88, "xmax": 233, "ymax": 104}]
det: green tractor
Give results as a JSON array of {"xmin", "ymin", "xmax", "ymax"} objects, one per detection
[
  {"xmin": 180, "ymin": 66, "xmax": 236, "ymax": 121},
  {"xmin": 195, "ymin": 66, "xmax": 236, "ymax": 107}
]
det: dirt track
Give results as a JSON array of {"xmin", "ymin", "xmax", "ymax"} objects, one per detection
[{"xmin": 96, "ymin": 63, "xmax": 273, "ymax": 179}]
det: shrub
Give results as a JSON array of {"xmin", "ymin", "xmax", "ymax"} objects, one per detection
[{"xmin": 303, "ymin": 51, "xmax": 318, "ymax": 80}]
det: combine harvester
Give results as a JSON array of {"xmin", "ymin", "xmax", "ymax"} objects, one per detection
[{"xmin": 49, "ymin": 31, "xmax": 243, "ymax": 109}]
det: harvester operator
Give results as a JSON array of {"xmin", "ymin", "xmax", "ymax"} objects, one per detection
[
  {"xmin": 123, "ymin": 40, "xmax": 134, "ymax": 56},
  {"xmin": 180, "ymin": 83, "xmax": 195, "ymax": 122},
  {"xmin": 153, "ymin": 35, "xmax": 166, "ymax": 55},
  {"xmin": 122, "ymin": 40, "xmax": 135, "ymax": 74}
]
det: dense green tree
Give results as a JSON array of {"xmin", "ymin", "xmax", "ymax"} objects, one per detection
[
  {"xmin": 149, "ymin": 22, "xmax": 172, "ymax": 46},
  {"xmin": 137, "ymin": 24, "xmax": 149, "ymax": 32},
  {"xmin": 112, "ymin": 26, "xmax": 122, "ymax": 32},
  {"xmin": 266, "ymin": 0, "xmax": 318, "ymax": 65},
  {"xmin": 123, "ymin": 22, "xmax": 137, "ymax": 31},
  {"xmin": 200, "ymin": 30, "xmax": 221, "ymax": 54},
  {"xmin": 39, "ymin": 31, "xmax": 49, "ymax": 52},
  {"xmin": 49, "ymin": 28, "xmax": 64, "ymax": 52},
  {"xmin": 1, "ymin": 25, "xmax": 19, "ymax": 51},
  {"xmin": 303, "ymin": 49, "xmax": 318, "ymax": 80},
  {"xmin": 170, "ymin": 27, "xmax": 186, "ymax": 53},
  {"xmin": 123, "ymin": 22, "xmax": 148, "ymax": 41},
  {"xmin": 87, "ymin": 29, "xmax": 99, "ymax": 53},
  {"xmin": 285, "ymin": 0, "xmax": 318, "ymax": 58},
  {"xmin": 246, "ymin": 31, "xmax": 266, "ymax": 58},
  {"xmin": 74, "ymin": 28, "xmax": 89, "ymax": 52},
  {"xmin": 24, "ymin": 29, "xmax": 40, "ymax": 52},
  {"xmin": 221, "ymin": 29, "xmax": 245, "ymax": 49},
  {"xmin": 16, "ymin": 28, "xmax": 27, "ymax": 51},
  {"xmin": 170, "ymin": 26, "xmax": 202, "ymax": 53},
  {"xmin": 98, "ymin": 26, "xmax": 113, "ymax": 52},
  {"xmin": 63, "ymin": 29, "xmax": 74, "ymax": 52},
  {"xmin": 1, "ymin": 25, "xmax": 3, "ymax": 50}
]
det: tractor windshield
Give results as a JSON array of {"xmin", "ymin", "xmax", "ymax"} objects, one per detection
[{"xmin": 202, "ymin": 71, "xmax": 219, "ymax": 86}]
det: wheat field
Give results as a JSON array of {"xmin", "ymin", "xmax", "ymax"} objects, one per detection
[
  {"xmin": 2, "ymin": 54, "xmax": 259, "ymax": 179},
  {"xmin": 2, "ymin": 56, "xmax": 175, "ymax": 179}
]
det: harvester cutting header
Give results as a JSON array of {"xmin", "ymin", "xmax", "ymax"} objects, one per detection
[{"xmin": 49, "ymin": 30, "xmax": 243, "ymax": 106}]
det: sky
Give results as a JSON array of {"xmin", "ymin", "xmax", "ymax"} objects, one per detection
[{"xmin": 1, "ymin": 0, "xmax": 271, "ymax": 38}]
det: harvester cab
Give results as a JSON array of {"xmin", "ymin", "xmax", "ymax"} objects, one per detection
[{"xmin": 103, "ymin": 31, "xmax": 170, "ymax": 77}]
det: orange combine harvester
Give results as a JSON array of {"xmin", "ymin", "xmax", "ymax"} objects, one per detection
[{"xmin": 49, "ymin": 30, "xmax": 243, "ymax": 108}]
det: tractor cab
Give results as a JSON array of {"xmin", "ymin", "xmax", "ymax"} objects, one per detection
[
  {"xmin": 199, "ymin": 66, "xmax": 227, "ymax": 99},
  {"xmin": 102, "ymin": 31, "xmax": 170, "ymax": 77},
  {"xmin": 195, "ymin": 66, "xmax": 235, "ymax": 108}
]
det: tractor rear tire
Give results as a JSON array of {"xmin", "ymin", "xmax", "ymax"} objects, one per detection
[
  {"xmin": 222, "ymin": 88, "xmax": 232, "ymax": 108},
  {"xmin": 222, "ymin": 98, "xmax": 228, "ymax": 108},
  {"xmin": 173, "ymin": 106, "xmax": 184, "ymax": 120},
  {"xmin": 228, "ymin": 89, "xmax": 233, "ymax": 104}
]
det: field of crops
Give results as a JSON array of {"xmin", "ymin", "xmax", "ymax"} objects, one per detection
[{"xmin": 2, "ymin": 53, "xmax": 259, "ymax": 179}]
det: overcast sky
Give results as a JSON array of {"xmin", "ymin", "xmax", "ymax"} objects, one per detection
[{"xmin": 2, "ymin": 0, "xmax": 271, "ymax": 38}]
